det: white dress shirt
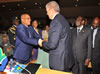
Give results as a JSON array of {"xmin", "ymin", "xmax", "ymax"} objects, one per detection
[
  {"xmin": 91, "ymin": 27, "xmax": 98, "ymax": 48},
  {"xmin": 77, "ymin": 25, "xmax": 83, "ymax": 33},
  {"xmin": 52, "ymin": 12, "xmax": 59, "ymax": 20}
]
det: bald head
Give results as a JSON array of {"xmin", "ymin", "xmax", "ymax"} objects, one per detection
[
  {"xmin": 21, "ymin": 14, "xmax": 31, "ymax": 27},
  {"xmin": 92, "ymin": 17, "xmax": 100, "ymax": 28}
]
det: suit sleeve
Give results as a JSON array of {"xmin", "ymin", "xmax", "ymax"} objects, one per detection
[
  {"xmin": 16, "ymin": 26, "xmax": 38, "ymax": 45},
  {"xmin": 42, "ymin": 20, "xmax": 62, "ymax": 50},
  {"xmin": 87, "ymin": 29, "xmax": 92, "ymax": 59},
  {"xmin": 8, "ymin": 30, "xmax": 15, "ymax": 46}
]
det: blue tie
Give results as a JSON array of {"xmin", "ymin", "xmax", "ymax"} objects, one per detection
[{"xmin": 27, "ymin": 27, "xmax": 31, "ymax": 38}]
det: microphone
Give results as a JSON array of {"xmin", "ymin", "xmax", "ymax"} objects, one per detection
[{"xmin": 16, "ymin": 62, "xmax": 31, "ymax": 74}]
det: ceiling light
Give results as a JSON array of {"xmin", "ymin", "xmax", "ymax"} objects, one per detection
[
  {"xmin": 35, "ymin": 3, "xmax": 37, "ymax": 5},
  {"xmin": 75, "ymin": 4, "xmax": 78, "ymax": 7},
  {"xmin": 18, "ymin": 4, "xmax": 20, "ymax": 6},
  {"xmin": 9, "ymin": 8, "xmax": 12, "ymax": 10},
  {"xmin": 76, "ymin": 0, "xmax": 79, "ymax": 2},
  {"xmin": 2, "ymin": 5, "xmax": 5, "ymax": 7},
  {"xmin": 98, "ymin": 3, "xmax": 100, "ymax": 5},
  {"xmin": 24, "ymin": 8, "xmax": 26, "ymax": 9}
]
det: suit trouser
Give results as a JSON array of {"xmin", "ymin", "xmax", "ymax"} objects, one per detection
[
  {"xmin": 31, "ymin": 48, "xmax": 38, "ymax": 60},
  {"xmin": 72, "ymin": 59, "xmax": 86, "ymax": 74},
  {"xmin": 92, "ymin": 61, "xmax": 100, "ymax": 74}
]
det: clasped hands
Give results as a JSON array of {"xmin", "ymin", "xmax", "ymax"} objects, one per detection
[{"xmin": 38, "ymin": 39, "xmax": 48, "ymax": 47}]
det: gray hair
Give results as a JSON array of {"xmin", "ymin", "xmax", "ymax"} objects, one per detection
[{"xmin": 46, "ymin": 1, "xmax": 60, "ymax": 12}]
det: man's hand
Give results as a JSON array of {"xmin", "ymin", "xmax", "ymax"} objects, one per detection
[
  {"xmin": 38, "ymin": 39, "xmax": 43, "ymax": 47},
  {"xmin": 84, "ymin": 58, "xmax": 90, "ymax": 66},
  {"xmin": 43, "ymin": 39, "xmax": 48, "ymax": 42}
]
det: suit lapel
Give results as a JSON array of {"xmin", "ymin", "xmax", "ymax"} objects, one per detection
[
  {"xmin": 23, "ymin": 24, "xmax": 30, "ymax": 38},
  {"xmin": 80, "ymin": 26, "xmax": 85, "ymax": 35},
  {"xmin": 73, "ymin": 28, "xmax": 77, "ymax": 38},
  {"xmin": 94, "ymin": 27, "xmax": 100, "ymax": 44},
  {"xmin": 95, "ymin": 27, "xmax": 100, "ymax": 36},
  {"xmin": 77, "ymin": 27, "xmax": 85, "ymax": 39}
]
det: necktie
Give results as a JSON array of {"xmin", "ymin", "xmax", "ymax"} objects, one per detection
[
  {"xmin": 77, "ymin": 29, "xmax": 80, "ymax": 36},
  {"xmin": 27, "ymin": 27, "xmax": 31, "ymax": 38}
]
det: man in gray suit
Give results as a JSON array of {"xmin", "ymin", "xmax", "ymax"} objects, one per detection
[
  {"xmin": 38, "ymin": 1, "xmax": 74, "ymax": 72},
  {"xmin": 72, "ymin": 16, "xmax": 92, "ymax": 74}
]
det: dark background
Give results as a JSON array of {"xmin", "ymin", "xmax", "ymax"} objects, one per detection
[{"xmin": 0, "ymin": 0, "xmax": 100, "ymax": 30}]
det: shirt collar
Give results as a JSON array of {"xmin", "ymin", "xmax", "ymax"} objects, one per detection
[
  {"xmin": 77, "ymin": 25, "xmax": 83, "ymax": 31},
  {"xmin": 91, "ymin": 26, "xmax": 98, "ymax": 30},
  {"xmin": 52, "ymin": 12, "xmax": 59, "ymax": 20},
  {"xmin": 91, "ymin": 26, "xmax": 93, "ymax": 29}
]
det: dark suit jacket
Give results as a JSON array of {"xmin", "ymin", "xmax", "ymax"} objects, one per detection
[
  {"xmin": 72, "ymin": 26, "xmax": 92, "ymax": 62},
  {"xmin": 42, "ymin": 14, "xmax": 74, "ymax": 71},
  {"xmin": 92, "ymin": 27, "xmax": 100, "ymax": 66},
  {"xmin": 14, "ymin": 24, "xmax": 38, "ymax": 61}
]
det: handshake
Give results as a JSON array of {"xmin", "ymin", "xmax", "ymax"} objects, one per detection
[
  {"xmin": 38, "ymin": 39, "xmax": 43, "ymax": 47},
  {"xmin": 38, "ymin": 39, "xmax": 48, "ymax": 47}
]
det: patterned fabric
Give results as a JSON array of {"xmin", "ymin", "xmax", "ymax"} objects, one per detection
[
  {"xmin": 0, "ymin": 48, "xmax": 6, "ymax": 64},
  {"xmin": 0, "ymin": 47, "xmax": 8, "ymax": 71},
  {"xmin": 8, "ymin": 25, "xmax": 17, "ymax": 47},
  {"xmin": 9, "ymin": 25, "xmax": 16, "ymax": 34}
]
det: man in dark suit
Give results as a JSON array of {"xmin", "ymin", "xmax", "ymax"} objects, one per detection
[
  {"xmin": 38, "ymin": 1, "xmax": 74, "ymax": 72},
  {"xmin": 91, "ymin": 17, "xmax": 100, "ymax": 74},
  {"xmin": 14, "ymin": 14, "xmax": 42, "ymax": 64},
  {"xmin": 72, "ymin": 16, "xmax": 92, "ymax": 74}
]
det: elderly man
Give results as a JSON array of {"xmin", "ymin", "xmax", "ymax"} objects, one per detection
[
  {"xmin": 14, "ymin": 14, "xmax": 41, "ymax": 64},
  {"xmin": 72, "ymin": 16, "xmax": 92, "ymax": 74},
  {"xmin": 38, "ymin": 1, "xmax": 74, "ymax": 72}
]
